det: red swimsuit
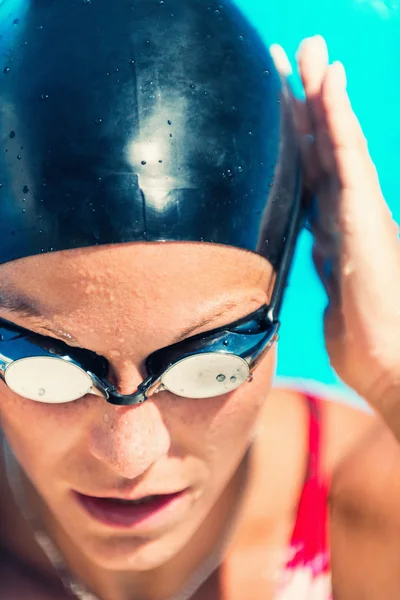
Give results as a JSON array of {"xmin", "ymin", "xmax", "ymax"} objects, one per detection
[{"xmin": 278, "ymin": 394, "xmax": 332, "ymax": 599}]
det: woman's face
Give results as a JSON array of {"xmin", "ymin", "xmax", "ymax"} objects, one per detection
[{"xmin": 0, "ymin": 242, "xmax": 275, "ymax": 572}]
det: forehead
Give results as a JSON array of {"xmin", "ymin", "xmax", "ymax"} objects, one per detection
[{"xmin": 0, "ymin": 243, "xmax": 272, "ymax": 317}]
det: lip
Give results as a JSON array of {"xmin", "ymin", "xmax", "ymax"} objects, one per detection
[{"xmin": 74, "ymin": 490, "xmax": 188, "ymax": 529}]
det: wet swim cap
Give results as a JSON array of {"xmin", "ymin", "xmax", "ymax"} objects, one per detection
[{"xmin": 0, "ymin": 0, "xmax": 301, "ymax": 267}]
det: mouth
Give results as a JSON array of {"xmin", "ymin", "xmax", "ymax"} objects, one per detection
[{"xmin": 74, "ymin": 490, "xmax": 188, "ymax": 529}]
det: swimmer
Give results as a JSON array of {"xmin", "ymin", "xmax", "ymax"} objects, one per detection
[{"xmin": 1, "ymin": 2, "xmax": 400, "ymax": 599}]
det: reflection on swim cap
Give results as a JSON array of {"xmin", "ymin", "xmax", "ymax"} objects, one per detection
[{"xmin": 0, "ymin": 0, "xmax": 302, "ymax": 266}]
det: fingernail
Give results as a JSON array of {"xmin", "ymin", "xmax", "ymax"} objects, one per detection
[
  {"xmin": 299, "ymin": 35, "xmax": 328, "ymax": 61},
  {"xmin": 332, "ymin": 61, "xmax": 347, "ymax": 90},
  {"xmin": 270, "ymin": 44, "xmax": 293, "ymax": 76},
  {"xmin": 312, "ymin": 34, "xmax": 325, "ymax": 44}
]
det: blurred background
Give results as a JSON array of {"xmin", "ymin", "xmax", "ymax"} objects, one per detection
[{"xmin": 235, "ymin": 0, "xmax": 400, "ymax": 406}]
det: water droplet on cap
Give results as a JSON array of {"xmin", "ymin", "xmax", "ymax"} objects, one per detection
[
  {"xmin": 9, "ymin": 131, "xmax": 15, "ymax": 138},
  {"xmin": 216, "ymin": 374, "xmax": 226, "ymax": 382},
  {"xmin": 230, "ymin": 376, "xmax": 237, "ymax": 383},
  {"xmin": 238, "ymin": 35, "xmax": 244, "ymax": 41},
  {"xmin": 38, "ymin": 388, "xmax": 46, "ymax": 396},
  {"xmin": 94, "ymin": 117, "xmax": 103, "ymax": 124},
  {"xmin": 168, "ymin": 120, "xmax": 172, "ymax": 125},
  {"xmin": 223, "ymin": 340, "xmax": 229, "ymax": 346},
  {"xmin": 141, "ymin": 160, "xmax": 147, "ymax": 165},
  {"xmin": 13, "ymin": 18, "xmax": 19, "ymax": 25},
  {"xmin": 17, "ymin": 155, "xmax": 22, "ymax": 160},
  {"xmin": 39, "ymin": 93, "xmax": 49, "ymax": 101},
  {"xmin": 3, "ymin": 66, "xmax": 10, "ymax": 74},
  {"xmin": 22, "ymin": 185, "xmax": 29, "ymax": 193}
]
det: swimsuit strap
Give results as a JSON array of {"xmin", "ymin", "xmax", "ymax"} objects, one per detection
[{"xmin": 286, "ymin": 393, "xmax": 330, "ymax": 575}]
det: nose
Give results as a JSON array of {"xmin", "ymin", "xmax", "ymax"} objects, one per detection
[
  {"xmin": 88, "ymin": 400, "xmax": 171, "ymax": 480},
  {"xmin": 102, "ymin": 356, "xmax": 158, "ymax": 405},
  {"xmin": 105, "ymin": 375, "xmax": 156, "ymax": 406}
]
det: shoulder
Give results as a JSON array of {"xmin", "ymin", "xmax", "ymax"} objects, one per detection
[
  {"xmin": 269, "ymin": 384, "xmax": 400, "ymax": 495},
  {"xmin": 268, "ymin": 384, "xmax": 378, "ymax": 476},
  {"xmin": 269, "ymin": 386, "xmax": 400, "ymax": 595},
  {"xmin": 267, "ymin": 384, "xmax": 400, "ymax": 526},
  {"xmin": 327, "ymin": 406, "xmax": 400, "ymax": 597}
]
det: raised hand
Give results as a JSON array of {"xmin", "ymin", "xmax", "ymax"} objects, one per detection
[{"xmin": 272, "ymin": 36, "xmax": 400, "ymax": 436}]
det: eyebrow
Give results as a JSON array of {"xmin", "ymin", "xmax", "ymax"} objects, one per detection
[
  {"xmin": 171, "ymin": 299, "xmax": 258, "ymax": 344},
  {"xmin": 0, "ymin": 289, "xmax": 263, "ymax": 348},
  {"xmin": 0, "ymin": 288, "xmax": 42, "ymax": 317},
  {"xmin": 0, "ymin": 288, "xmax": 81, "ymax": 345}
]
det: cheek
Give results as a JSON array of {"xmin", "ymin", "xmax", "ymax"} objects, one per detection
[
  {"xmin": 167, "ymin": 351, "xmax": 275, "ymax": 480},
  {"xmin": 0, "ymin": 383, "xmax": 90, "ymax": 479},
  {"xmin": 206, "ymin": 353, "xmax": 274, "ymax": 446}
]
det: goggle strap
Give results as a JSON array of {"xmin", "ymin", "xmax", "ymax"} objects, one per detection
[{"xmin": 268, "ymin": 186, "xmax": 308, "ymax": 322}]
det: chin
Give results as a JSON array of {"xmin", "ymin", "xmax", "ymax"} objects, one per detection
[{"xmin": 77, "ymin": 528, "xmax": 192, "ymax": 572}]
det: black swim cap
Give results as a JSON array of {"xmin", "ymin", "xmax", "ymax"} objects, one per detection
[{"xmin": 0, "ymin": 0, "xmax": 301, "ymax": 267}]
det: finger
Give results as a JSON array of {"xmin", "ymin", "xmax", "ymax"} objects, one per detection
[
  {"xmin": 312, "ymin": 243, "xmax": 341, "ymax": 305},
  {"xmin": 270, "ymin": 43, "xmax": 322, "ymax": 182},
  {"xmin": 297, "ymin": 35, "xmax": 329, "ymax": 129},
  {"xmin": 321, "ymin": 61, "xmax": 379, "ymax": 191},
  {"xmin": 270, "ymin": 44, "xmax": 293, "ymax": 78},
  {"xmin": 320, "ymin": 62, "xmax": 400, "ymax": 317},
  {"xmin": 293, "ymin": 98, "xmax": 312, "ymax": 137}
]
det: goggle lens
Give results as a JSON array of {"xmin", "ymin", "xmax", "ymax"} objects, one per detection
[
  {"xmin": 5, "ymin": 357, "xmax": 93, "ymax": 403},
  {"xmin": 160, "ymin": 353, "xmax": 250, "ymax": 399}
]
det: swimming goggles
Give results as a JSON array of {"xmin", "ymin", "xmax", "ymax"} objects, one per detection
[{"xmin": 0, "ymin": 202, "xmax": 305, "ymax": 406}]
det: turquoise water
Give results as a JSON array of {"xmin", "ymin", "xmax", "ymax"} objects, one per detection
[{"xmin": 235, "ymin": 0, "xmax": 400, "ymax": 403}]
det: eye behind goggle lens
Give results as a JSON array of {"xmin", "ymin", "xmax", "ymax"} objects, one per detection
[
  {"xmin": 5, "ymin": 357, "xmax": 93, "ymax": 403},
  {"xmin": 160, "ymin": 353, "xmax": 249, "ymax": 399}
]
